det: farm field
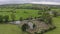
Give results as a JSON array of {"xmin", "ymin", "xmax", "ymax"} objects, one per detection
[
  {"xmin": 0, "ymin": 9, "xmax": 40, "ymax": 21},
  {"xmin": 0, "ymin": 4, "xmax": 60, "ymax": 34},
  {"xmin": 15, "ymin": 9, "xmax": 40, "ymax": 20},
  {"xmin": 0, "ymin": 24, "xmax": 28, "ymax": 34},
  {"xmin": 0, "ymin": 9, "xmax": 60, "ymax": 34},
  {"xmin": 0, "ymin": 8, "xmax": 41, "ymax": 34}
]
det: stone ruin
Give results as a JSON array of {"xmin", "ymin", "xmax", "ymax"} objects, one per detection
[{"xmin": 19, "ymin": 18, "xmax": 55, "ymax": 34}]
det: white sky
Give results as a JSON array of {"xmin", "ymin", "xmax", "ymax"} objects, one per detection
[
  {"xmin": 0, "ymin": 0, "xmax": 60, "ymax": 5},
  {"xmin": 31, "ymin": 2, "xmax": 60, "ymax": 5}
]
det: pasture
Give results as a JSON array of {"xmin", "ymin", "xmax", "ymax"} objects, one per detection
[
  {"xmin": 0, "ymin": 4, "xmax": 60, "ymax": 34},
  {"xmin": 45, "ymin": 9, "xmax": 60, "ymax": 34},
  {"xmin": 0, "ymin": 24, "xmax": 28, "ymax": 34},
  {"xmin": 45, "ymin": 16, "xmax": 60, "ymax": 34},
  {"xmin": 0, "ymin": 9, "xmax": 40, "ymax": 21},
  {"xmin": 0, "ymin": 8, "xmax": 41, "ymax": 34}
]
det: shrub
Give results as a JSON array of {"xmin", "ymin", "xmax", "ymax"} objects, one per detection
[
  {"xmin": 24, "ymin": 11, "xmax": 28, "ymax": 13},
  {"xmin": 34, "ymin": 32, "xmax": 38, "ymax": 34},
  {"xmin": 3, "ymin": 15, "xmax": 9, "ymax": 23},
  {"xmin": 26, "ymin": 16, "xmax": 33, "ymax": 20},
  {"xmin": 46, "ymin": 17, "xmax": 52, "ymax": 24},
  {"xmin": 53, "ymin": 11, "xmax": 58, "ymax": 17},
  {"xmin": 38, "ymin": 11, "xmax": 42, "ymax": 15},
  {"xmin": 39, "ymin": 18, "xmax": 44, "ymax": 22},
  {"xmin": 20, "ymin": 17, "xmax": 23, "ymax": 21},
  {"xmin": 0, "ymin": 15, "xmax": 3, "ymax": 23}
]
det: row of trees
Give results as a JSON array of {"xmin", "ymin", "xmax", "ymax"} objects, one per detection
[
  {"xmin": 37, "ymin": 7, "xmax": 53, "ymax": 24},
  {"xmin": 0, "ymin": 5, "xmax": 50, "ymax": 10}
]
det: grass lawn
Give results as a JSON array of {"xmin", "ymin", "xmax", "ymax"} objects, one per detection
[
  {"xmin": 0, "ymin": 24, "xmax": 28, "ymax": 34},
  {"xmin": 45, "ymin": 16, "xmax": 60, "ymax": 34}
]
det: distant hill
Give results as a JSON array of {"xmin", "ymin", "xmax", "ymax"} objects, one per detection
[{"xmin": 0, "ymin": 3, "xmax": 60, "ymax": 9}]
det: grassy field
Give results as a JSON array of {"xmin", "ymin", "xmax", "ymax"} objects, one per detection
[
  {"xmin": 44, "ymin": 9, "xmax": 60, "ymax": 34},
  {"xmin": 0, "ymin": 9, "xmax": 40, "ymax": 34},
  {"xmin": 45, "ymin": 16, "xmax": 60, "ymax": 34},
  {"xmin": 0, "ymin": 11, "xmax": 60, "ymax": 34},
  {"xmin": 0, "ymin": 5, "xmax": 60, "ymax": 34},
  {"xmin": 15, "ymin": 9, "xmax": 40, "ymax": 20},
  {"xmin": 0, "ymin": 24, "xmax": 28, "ymax": 34},
  {"xmin": 0, "ymin": 9, "xmax": 41, "ymax": 20}
]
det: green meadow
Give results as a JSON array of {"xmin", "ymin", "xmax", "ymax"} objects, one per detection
[
  {"xmin": 0, "ymin": 4, "xmax": 60, "ymax": 34},
  {"xmin": 45, "ymin": 9, "xmax": 60, "ymax": 34},
  {"xmin": 45, "ymin": 16, "xmax": 60, "ymax": 34},
  {"xmin": 0, "ymin": 8, "xmax": 40, "ymax": 34},
  {"xmin": 0, "ymin": 24, "xmax": 29, "ymax": 34},
  {"xmin": 0, "ymin": 9, "xmax": 41, "ymax": 20}
]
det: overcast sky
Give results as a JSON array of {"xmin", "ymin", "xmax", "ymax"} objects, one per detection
[{"xmin": 0, "ymin": 0, "xmax": 60, "ymax": 5}]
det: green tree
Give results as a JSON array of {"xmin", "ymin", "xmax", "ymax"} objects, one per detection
[
  {"xmin": 53, "ymin": 11, "xmax": 57, "ymax": 17},
  {"xmin": 20, "ymin": 17, "xmax": 23, "ymax": 21},
  {"xmin": 4, "ymin": 15, "xmax": 9, "ymax": 23},
  {"xmin": 0, "ymin": 15, "xmax": 3, "ymax": 23},
  {"xmin": 41, "ymin": 8, "xmax": 52, "ymax": 24},
  {"xmin": 11, "ymin": 9, "xmax": 16, "ymax": 21}
]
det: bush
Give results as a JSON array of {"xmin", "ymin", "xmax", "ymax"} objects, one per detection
[
  {"xmin": 3, "ymin": 15, "xmax": 9, "ymax": 23},
  {"xmin": 25, "ymin": 16, "xmax": 33, "ymax": 20},
  {"xmin": 24, "ymin": 11, "xmax": 28, "ymax": 13},
  {"xmin": 20, "ymin": 17, "xmax": 23, "ymax": 21},
  {"xmin": 53, "ymin": 11, "xmax": 58, "ymax": 17},
  {"xmin": 43, "ymin": 30, "xmax": 48, "ymax": 32},
  {"xmin": 39, "ymin": 18, "xmax": 44, "ymax": 22},
  {"xmin": 47, "ymin": 17, "xmax": 52, "ymax": 24},
  {"xmin": 38, "ymin": 11, "xmax": 42, "ymax": 15},
  {"xmin": 0, "ymin": 15, "xmax": 3, "ymax": 23},
  {"xmin": 0, "ymin": 15, "xmax": 9, "ymax": 24}
]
